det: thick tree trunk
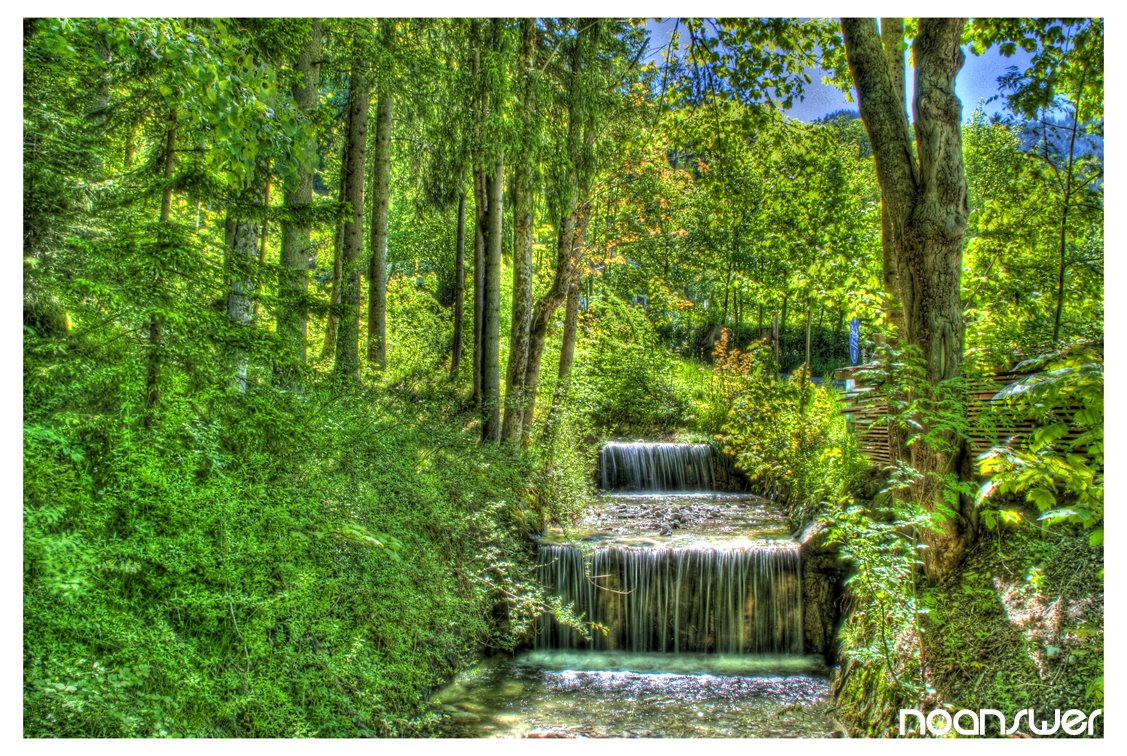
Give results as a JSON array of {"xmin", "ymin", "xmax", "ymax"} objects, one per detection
[
  {"xmin": 279, "ymin": 19, "xmax": 321, "ymax": 366},
  {"xmin": 451, "ymin": 192, "xmax": 466, "ymax": 377},
  {"xmin": 334, "ymin": 62, "xmax": 370, "ymax": 381},
  {"xmin": 368, "ymin": 91, "xmax": 393, "ymax": 369},
  {"xmin": 842, "ymin": 17, "xmax": 973, "ymax": 578},
  {"xmin": 481, "ymin": 160, "xmax": 503, "ymax": 442}
]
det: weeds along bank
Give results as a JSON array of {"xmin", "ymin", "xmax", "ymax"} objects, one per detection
[{"xmin": 24, "ymin": 371, "xmax": 591, "ymax": 737}]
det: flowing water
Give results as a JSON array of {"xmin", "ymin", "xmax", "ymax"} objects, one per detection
[{"xmin": 433, "ymin": 443, "xmax": 833, "ymax": 738}]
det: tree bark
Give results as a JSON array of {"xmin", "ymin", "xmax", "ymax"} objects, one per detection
[
  {"xmin": 481, "ymin": 160, "xmax": 504, "ymax": 442},
  {"xmin": 502, "ymin": 18, "xmax": 538, "ymax": 444},
  {"xmin": 279, "ymin": 18, "xmax": 321, "ymax": 366},
  {"xmin": 552, "ymin": 256, "xmax": 583, "ymax": 415},
  {"xmin": 842, "ymin": 17, "xmax": 973, "ymax": 578},
  {"xmin": 472, "ymin": 167, "xmax": 486, "ymax": 405},
  {"xmin": 368, "ymin": 90, "xmax": 393, "ymax": 369},
  {"xmin": 322, "ymin": 140, "xmax": 348, "ymax": 362},
  {"xmin": 450, "ymin": 192, "xmax": 466, "ymax": 377},
  {"xmin": 226, "ymin": 198, "xmax": 260, "ymax": 393},
  {"xmin": 334, "ymin": 61, "xmax": 370, "ymax": 381}
]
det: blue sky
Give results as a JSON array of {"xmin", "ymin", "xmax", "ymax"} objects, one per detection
[{"xmin": 643, "ymin": 18, "xmax": 1035, "ymax": 123}]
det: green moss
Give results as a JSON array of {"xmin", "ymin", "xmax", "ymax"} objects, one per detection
[{"xmin": 921, "ymin": 517, "xmax": 1103, "ymax": 733}]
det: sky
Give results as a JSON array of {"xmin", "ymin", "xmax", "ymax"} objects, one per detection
[{"xmin": 643, "ymin": 18, "xmax": 1035, "ymax": 123}]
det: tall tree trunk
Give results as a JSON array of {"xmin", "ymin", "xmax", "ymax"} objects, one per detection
[
  {"xmin": 842, "ymin": 17, "xmax": 973, "ymax": 578},
  {"xmin": 450, "ymin": 192, "xmax": 466, "ymax": 377},
  {"xmin": 522, "ymin": 211, "xmax": 577, "ymax": 440},
  {"xmin": 144, "ymin": 112, "xmax": 176, "ymax": 426},
  {"xmin": 334, "ymin": 62, "xmax": 370, "ymax": 381},
  {"xmin": 278, "ymin": 19, "xmax": 321, "ymax": 367},
  {"xmin": 472, "ymin": 168, "xmax": 486, "ymax": 405},
  {"xmin": 551, "ymin": 257, "xmax": 583, "ymax": 416},
  {"xmin": 322, "ymin": 140, "xmax": 348, "ymax": 362},
  {"xmin": 502, "ymin": 18, "xmax": 538, "ymax": 444},
  {"xmin": 481, "ymin": 160, "xmax": 503, "ymax": 442},
  {"xmin": 226, "ymin": 196, "xmax": 260, "ymax": 393},
  {"xmin": 368, "ymin": 90, "xmax": 393, "ymax": 369}
]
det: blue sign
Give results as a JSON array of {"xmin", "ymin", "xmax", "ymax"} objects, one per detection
[{"xmin": 849, "ymin": 317, "xmax": 860, "ymax": 365}]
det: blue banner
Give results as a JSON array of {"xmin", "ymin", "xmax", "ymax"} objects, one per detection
[{"xmin": 849, "ymin": 317, "xmax": 860, "ymax": 365}]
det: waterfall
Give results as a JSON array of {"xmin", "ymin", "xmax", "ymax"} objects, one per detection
[
  {"xmin": 536, "ymin": 544, "xmax": 803, "ymax": 654},
  {"xmin": 599, "ymin": 442, "xmax": 716, "ymax": 491}
]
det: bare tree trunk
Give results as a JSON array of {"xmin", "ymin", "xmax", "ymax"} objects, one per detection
[
  {"xmin": 551, "ymin": 265, "xmax": 582, "ymax": 415},
  {"xmin": 322, "ymin": 141, "xmax": 348, "ymax": 362},
  {"xmin": 367, "ymin": 90, "xmax": 393, "ymax": 369},
  {"xmin": 842, "ymin": 17, "xmax": 973, "ymax": 577},
  {"xmin": 226, "ymin": 199, "xmax": 260, "ymax": 392},
  {"xmin": 502, "ymin": 18, "xmax": 538, "ymax": 444},
  {"xmin": 450, "ymin": 192, "xmax": 466, "ymax": 377},
  {"xmin": 481, "ymin": 160, "xmax": 503, "ymax": 442},
  {"xmin": 334, "ymin": 61, "xmax": 370, "ymax": 381},
  {"xmin": 472, "ymin": 167, "xmax": 486, "ymax": 405},
  {"xmin": 278, "ymin": 19, "xmax": 321, "ymax": 367}
]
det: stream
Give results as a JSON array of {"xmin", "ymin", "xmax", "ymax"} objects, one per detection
[{"xmin": 433, "ymin": 442, "xmax": 836, "ymax": 738}]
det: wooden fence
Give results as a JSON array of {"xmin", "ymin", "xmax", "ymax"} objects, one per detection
[{"xmin": 833, "ymin": 365, "xmax": 1043, "ymax": 466}]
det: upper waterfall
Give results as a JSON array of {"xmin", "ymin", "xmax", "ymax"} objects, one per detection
[{"xmin": 599, "ymin": 442, "xmax": 717, "ymax": 492}]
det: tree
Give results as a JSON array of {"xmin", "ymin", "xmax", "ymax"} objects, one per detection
[
  {"xmin": 969, "ymin": 19, "xmax": 1103, "ymax": 345},
  {"xmin": 278, "ymin": 18, "xmax": 322, "ymax": 367},
  {"xmin": 502, "ymin": 18, "xmax": 539, "ymax": 444},
  {"xmin": 333, "ymin": 54, "xmax": 371, "ymax": 381},
  {"xmin": 840, "ymin": 18, "xmax": 973, "ymax": 577},
  {"xmin": 519, "ymin": 18, "xmax": 600, "ymax": 442},
  {"xmin": 367, "ymin": 89, "xmax": 393, "ymax": 370}
]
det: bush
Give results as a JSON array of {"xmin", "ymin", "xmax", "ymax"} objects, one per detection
[
  {"xmin": 23, "ymin": 374, "xmax": 572, "ymax": 737},
  {"xmin": 719, "ymin": 338, "xmax": 866, "ymax": 524},
  {"xmin": 570, "ymin": 294, "xmax": 691, "ymax": 438}
]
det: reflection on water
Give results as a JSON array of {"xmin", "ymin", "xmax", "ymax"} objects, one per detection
[{"xmin": 432, "ymin": 651, "xmax": 833, "ymax": 738}]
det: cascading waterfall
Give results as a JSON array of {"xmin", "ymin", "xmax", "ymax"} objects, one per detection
[
  {"xmin": 599, "ymin": 442, "xmax": 716, "ymax": 491},
  {"xmin": 538, "ymin": 442, "xmax": 804, "ymax": 656},
  {"xmin": 537, "ymin": 543, "xmax": 803, "ymax": 654}
]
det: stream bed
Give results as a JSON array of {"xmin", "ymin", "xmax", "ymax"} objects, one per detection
[
  {"xmin": 433, "ymin": 442, "xmax": 835, "ymax": 738},
  {"xmin": 433, "ymin": 650, "xmax": 834, "ymax": 738}
]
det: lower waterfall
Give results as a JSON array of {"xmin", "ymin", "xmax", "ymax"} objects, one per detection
[{"xmin": 536, "ymin": 543, "xmax": 803, "ymax": 655}]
